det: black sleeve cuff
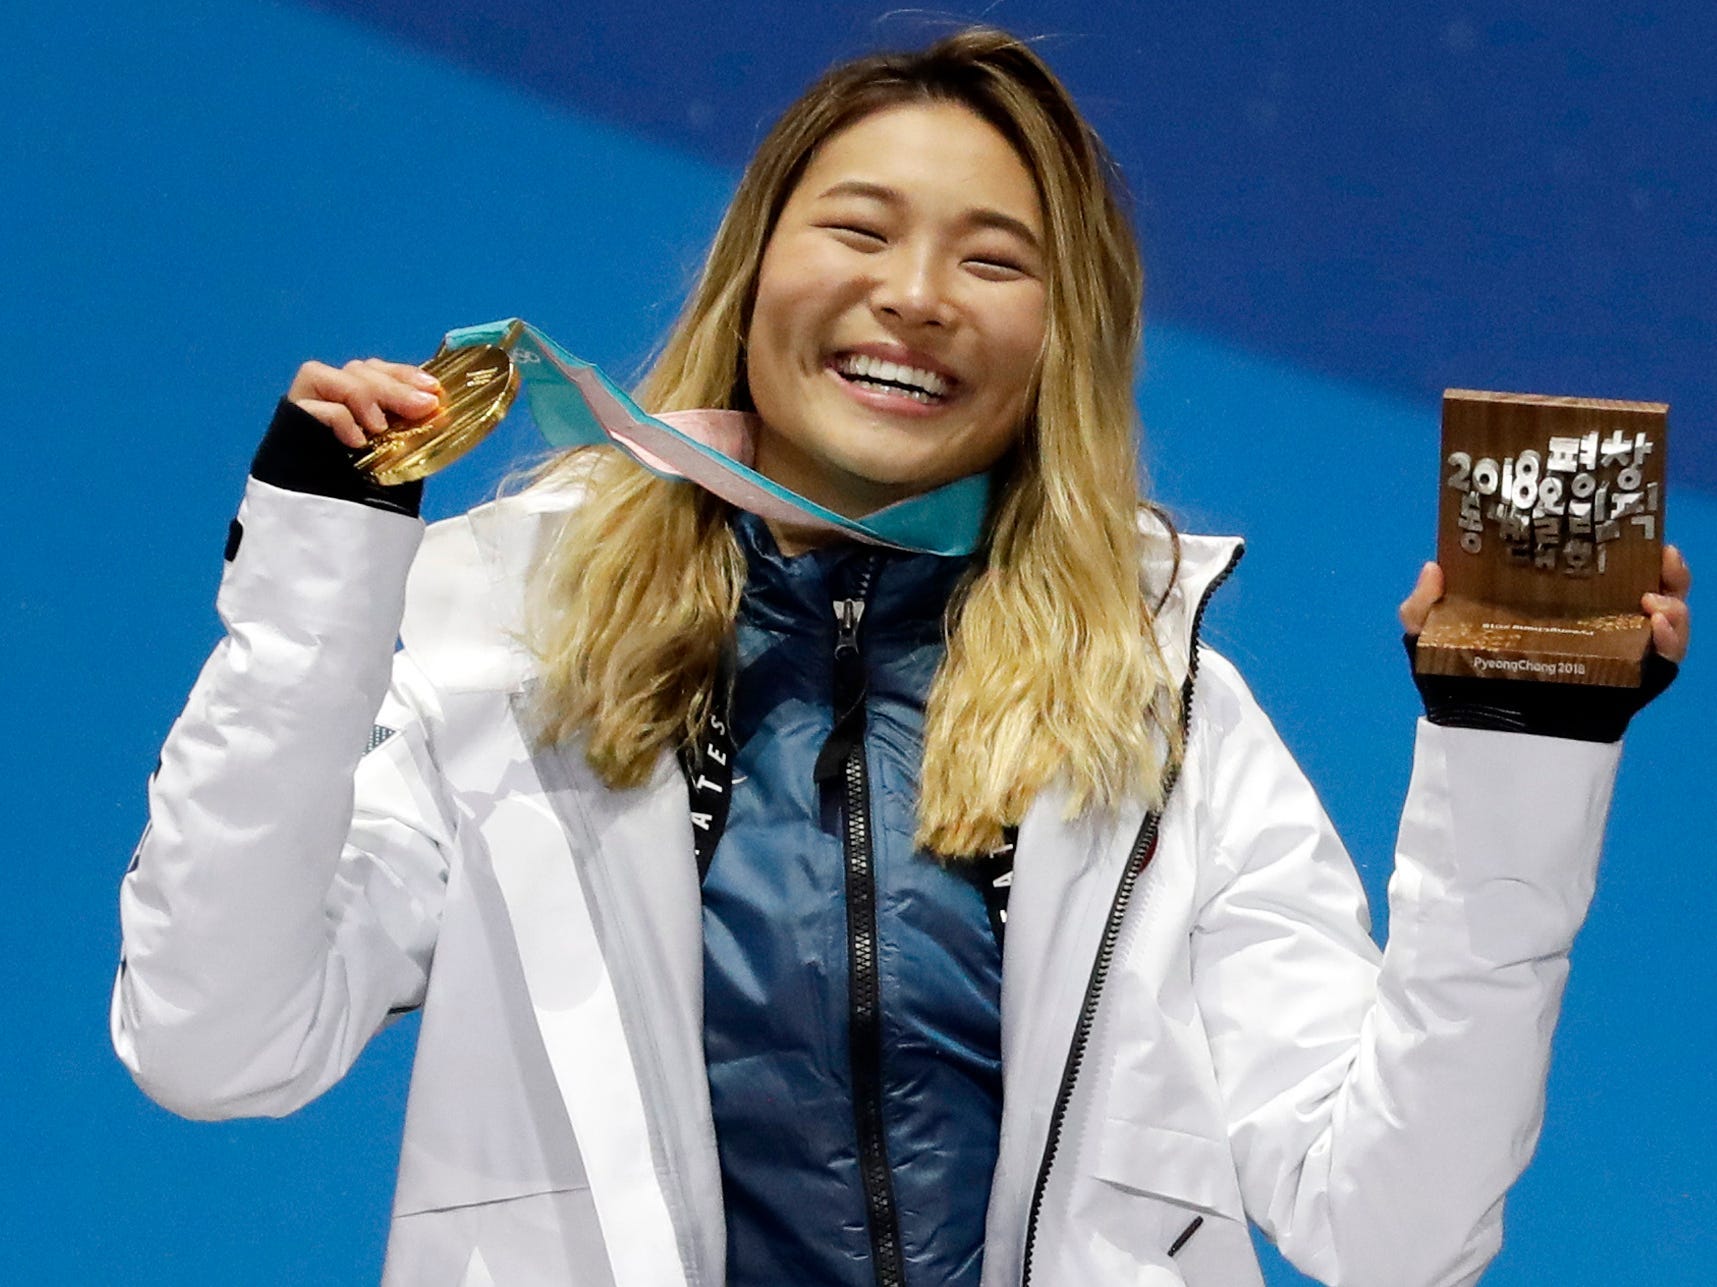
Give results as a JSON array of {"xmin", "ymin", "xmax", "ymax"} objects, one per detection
[
  {"xmin": 250, "ymin": 398, "xmax": 424, "ymax": 518},
  {"xmin": 1407, "ymin": 635, "xmax": 1678, "ymax": 743}
]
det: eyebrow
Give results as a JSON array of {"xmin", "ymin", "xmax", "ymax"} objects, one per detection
[{"xmin": 815, "ymin": 180, "xmax": 1042, "ymax": 252}]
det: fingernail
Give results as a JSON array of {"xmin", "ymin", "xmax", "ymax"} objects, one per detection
[
  {"xmin": 406, "ymin": 389, "xmax": 437, "ymax": 408},
  {"xmin": 410, "ymin": 370, "xmax": 440, "ymax": 390}
]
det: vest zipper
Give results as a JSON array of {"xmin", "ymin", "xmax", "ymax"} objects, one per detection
[
  {"xmin": 821, "ymin": 559, "xmax": 906, "ymax": 1287},
  {"xmin": 1019, "ymin": 543, "xmax": 1245, "ymax": 1285}
]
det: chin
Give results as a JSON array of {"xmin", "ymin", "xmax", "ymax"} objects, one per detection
[{"xmin": 834, "ymin": 454, "xmax": 951, "ymax": 499}]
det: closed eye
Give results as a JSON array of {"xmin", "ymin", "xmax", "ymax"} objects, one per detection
[
  {"xmin": 823, "ymin": 223, "xmax": 887, "ymax": 247},
  {"xmin": 965, "ymin": 255, "xmax": 1031, "ymax": 280}
]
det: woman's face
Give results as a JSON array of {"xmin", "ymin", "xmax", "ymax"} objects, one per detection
[{"xmin": 745, "ymin": 100, "xmax": 1048, "ymax": 520}]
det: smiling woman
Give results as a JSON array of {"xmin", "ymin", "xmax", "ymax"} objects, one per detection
[
  {"xmin": 532, "ymin": 34, "xmax": 1178, "ymax": 861},
  {"xmin": 112, "ymin": 23, "xmax": 1689, "ymax": 1287}
]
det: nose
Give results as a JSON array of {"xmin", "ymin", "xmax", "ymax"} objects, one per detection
[{"xmin": 871, "ymin": 242, "xmax": 953, "ymax": 329}]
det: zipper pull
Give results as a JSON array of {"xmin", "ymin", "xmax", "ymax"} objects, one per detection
[
  {"xmin": 833, "ymin": 597, "xmax": 866, "ymax": 654},
  {"xmin": 815, "ymin": 580, "xmax": 874, "ymax": 786}
]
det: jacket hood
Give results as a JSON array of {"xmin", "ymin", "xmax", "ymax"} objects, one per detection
[{"xmin": 400, "ymin": 484, "xmax": 1244, "ymax": 696}]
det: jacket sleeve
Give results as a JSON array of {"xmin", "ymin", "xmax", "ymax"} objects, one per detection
[
  {"xmin": 111, "ymin": 476, "xmax": 454, "ymax": 1120},
  {"xmin": 1187, "ymin": 649, "xmax": 1619, "ymax": 1287}
]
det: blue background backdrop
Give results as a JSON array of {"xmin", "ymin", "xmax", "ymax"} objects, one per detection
[{"xmin": 5, "ymin": 1, "xmax": 1712, "ymax": 1281}]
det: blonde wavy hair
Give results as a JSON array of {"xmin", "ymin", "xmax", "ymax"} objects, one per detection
[{"xmin": 529, "ymin": 26, "xmax": 1181, "ymax": 856}]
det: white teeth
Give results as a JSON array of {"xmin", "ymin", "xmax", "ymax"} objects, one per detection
[{"xmin": 836, "ymin": 353, "xmax": 951, "ymax": 398}]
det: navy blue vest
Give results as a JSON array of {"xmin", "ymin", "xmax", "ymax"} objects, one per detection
[{"xmin": 701, "ymin": 514, "xmax": 1004, "ymax": 1286}]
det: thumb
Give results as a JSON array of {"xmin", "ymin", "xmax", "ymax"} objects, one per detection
[{"xmin": 1399, "ymin": 561, "xmax": 1445, "ymax": 636}]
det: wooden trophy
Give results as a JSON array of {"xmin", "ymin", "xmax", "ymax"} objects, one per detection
[{"xmin": 1415, "ymin": 389, "xmax": 1667, "ymax": 687}]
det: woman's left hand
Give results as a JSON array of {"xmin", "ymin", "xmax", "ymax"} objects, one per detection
[
  {"xmin": 1397, "ymin": 562, "xmax": 1445, "ymax": 638},
  {"xmin": 1397, "ymin": 547, "xmax": 1692, "ymax": 665},
  {"xmin": 1644, "ymin": 544, "xmax": 1693, "ymax": 663}
]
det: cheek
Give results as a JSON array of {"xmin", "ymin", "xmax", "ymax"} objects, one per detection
[
  {"xmin": 989, "ymin": 300, "xmax": 1046, "ymax": 410},
  {"xmin": 744, "ymin": 266, "xmax": 803, "ymax": 413},
  {"xmin": 751, "ymin": 236, "xmax": 845, "ymax": 343},
  {"xmin": 1001, "ymin": 292, "xmax": 1048, "ymax": 361}
]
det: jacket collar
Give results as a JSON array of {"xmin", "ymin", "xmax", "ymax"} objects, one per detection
[{"xmin": 731, "ymin": 510, "xmax": 972, "ymax": 645}]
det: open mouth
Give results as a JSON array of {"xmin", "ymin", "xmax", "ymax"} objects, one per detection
[{"xmin": 831, "ymin": 352, "xmax": 955, "ymax": 405}]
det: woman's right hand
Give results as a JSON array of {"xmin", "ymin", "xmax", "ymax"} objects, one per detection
[{"xmin": 287, "ymin": 358, "xmax": 444, "ymax": 449}]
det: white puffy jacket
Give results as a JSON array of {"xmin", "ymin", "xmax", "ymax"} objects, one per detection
[{"xmin": 112, "ymin": 476, "xmax": 1619, "ymax": 1286}]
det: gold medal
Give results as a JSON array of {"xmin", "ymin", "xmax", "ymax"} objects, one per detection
[{"xmin": 356, "ymin": 327, "xmax": 523, "ymax": 485}]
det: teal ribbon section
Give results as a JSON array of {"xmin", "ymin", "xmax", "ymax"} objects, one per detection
[{"xmin": 444, "ymin": 319, "xmax": 991, "ymax": 557}]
